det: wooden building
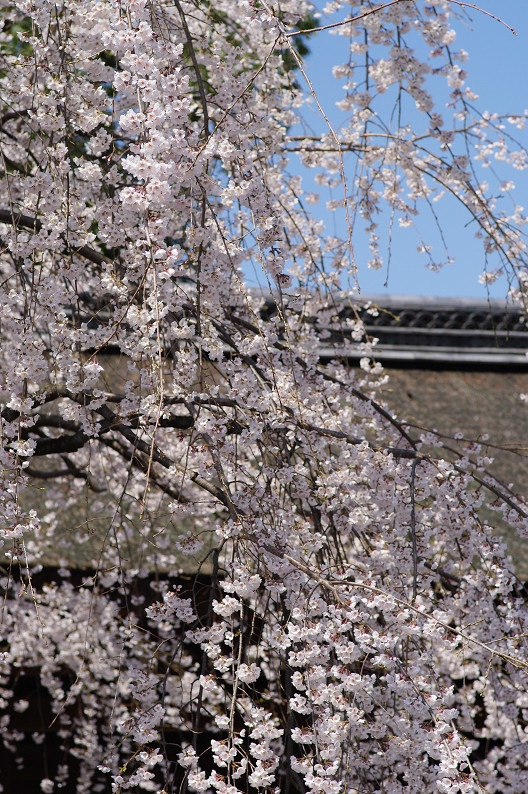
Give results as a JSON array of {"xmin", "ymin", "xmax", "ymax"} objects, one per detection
[{"xmin": 343, "ymin": 295, "xmax": 528, "ymax": 574}]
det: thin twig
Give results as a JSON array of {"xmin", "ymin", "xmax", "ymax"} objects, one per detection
[
  {"xmin": 445, "ymin": 1, "xmax": 516, "ymax": 35},
  {"xmin": 286, "ymin": 0, "xmax": 405, "ymax": 37},
  {"xmin": 410, "ymin": 458, "xmax": 420, "ymax": 602}
]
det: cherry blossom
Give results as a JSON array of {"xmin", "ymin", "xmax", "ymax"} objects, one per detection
[{"xmin": 0, "ymin": 1, "xmax": 528, "ymax": 792}]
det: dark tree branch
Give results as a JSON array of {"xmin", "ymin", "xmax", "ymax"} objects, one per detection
[
  {"xmin": 0, "ymin": 209, "xmax": 112, "ymax": 267},
  {"xmin": 0, "ymin": 109, "xmax": 30, "ymax": 126}
]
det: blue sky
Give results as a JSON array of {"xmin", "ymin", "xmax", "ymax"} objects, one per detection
[{"xmin": 289, "ymin": 1, "xmax": 528, "ymax": 299}]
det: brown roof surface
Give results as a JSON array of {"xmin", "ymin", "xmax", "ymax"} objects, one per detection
[{"xmin": 381, "ymin": 368, "xmax": 528, "ymax": 576}]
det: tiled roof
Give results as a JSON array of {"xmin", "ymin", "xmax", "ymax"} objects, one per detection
[{"xmin": 327, "ymin": 295, "xmax": 528, "ymax": 368}]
